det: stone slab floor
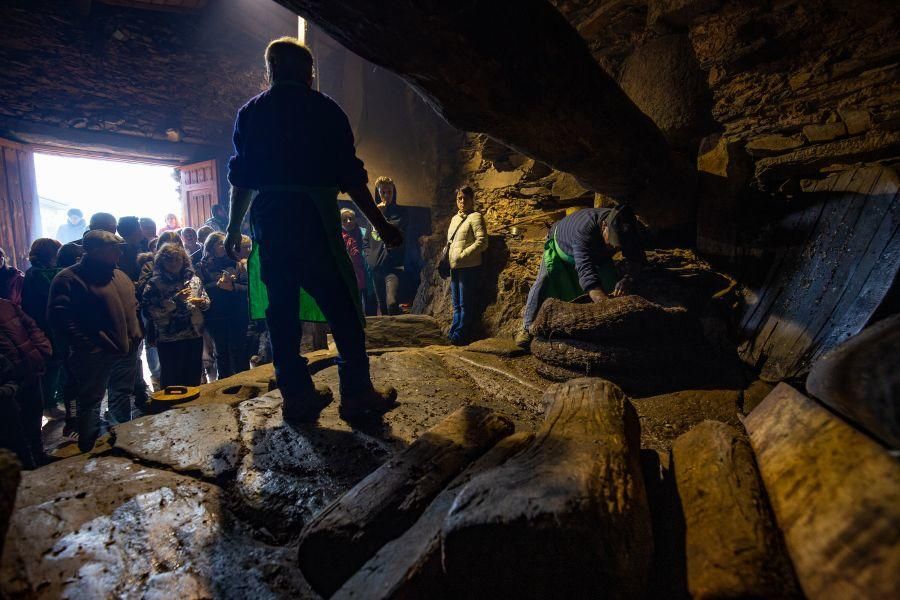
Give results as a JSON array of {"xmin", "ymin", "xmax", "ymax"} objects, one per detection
[{"xmin": 1, "ymin": 326, "xmax": 753, "ymax": 598}]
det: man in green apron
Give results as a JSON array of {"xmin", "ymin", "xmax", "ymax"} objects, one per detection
[
  {"xmin": 224, "ymin": 37, "xmax": 403, "ymax": 423},
  {"xmin": 515, "ymin": 205, "xmax": 645, "ymax": 347}
]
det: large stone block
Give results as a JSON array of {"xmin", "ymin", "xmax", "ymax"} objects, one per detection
[
  {"xmin": 297, "ymin": 406, "xmax": 514, "ymax": 597},
  {"xmin": 0, "ymin": 456, "xmax": 309, "ymax": 598},
  {"xmin": 113, "ymin": 404, "xmax": 241, "ymax": 479},
  {"xmin": 619, "ymin": 34, "xmax": 712, "ymax": 149}
]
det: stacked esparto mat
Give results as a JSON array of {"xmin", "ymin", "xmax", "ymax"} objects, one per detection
[{"xmin": 530, "ymin": 295, "xmax": 713, "ymax": 394}]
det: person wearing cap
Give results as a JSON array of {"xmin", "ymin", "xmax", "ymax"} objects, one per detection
[
  {"xmin": 224, "ymin": 37, "xmax": 403, "ymax": 423},
  {"xmin": 56, "ymin": 208, "xmax": 88, "ymax": 245},
  {"xmin": 48, "ymin": 230, "xmax": 143, "ymax": 452},
  {"xmin": 57, "ymin": 212, "xmax": 119, "ymax": 264},
  {"xmin": 515, "ymin": 205, "xmax": 645, "ymax": 347}
]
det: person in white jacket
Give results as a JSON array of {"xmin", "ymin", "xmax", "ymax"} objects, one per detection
[{"xmin": 446, "ymin": 186, "xmax": 488, "ymax": 345}]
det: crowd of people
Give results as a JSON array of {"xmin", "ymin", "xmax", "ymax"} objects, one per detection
[
  {"xmin": 0, "ymin": 169, "xmax": 475, "ymax": 468},
  {"xmin": 0, "ymin": 34, "xmax": 646, "ymax": 470},
  {"xmin": 0, "ymin": 207, "xmax": 271, "ymax": 468}
]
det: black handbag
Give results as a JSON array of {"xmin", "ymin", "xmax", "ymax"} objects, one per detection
[{"xmin": 438, "ymin": 214, "xmax": 469, "ymax": 278}]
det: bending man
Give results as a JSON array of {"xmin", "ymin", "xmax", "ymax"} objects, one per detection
[
  {"xmin": 515, "ymin": 205, "xmax": 645, "ymax": 347},
  {"xmin": 225, "ymin": 38, "xmax": 403, "ymax": 423}
]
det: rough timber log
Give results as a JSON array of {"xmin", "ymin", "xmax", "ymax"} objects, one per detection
[
  {"xmin": 806, "ymin": 314, "xmax": 900, "ymax": 449},
  {"xmin": 333, "ymin": 432, "xmax": 535, "ymax": 600},
  {"xmin": 297, "ymin": 405, "xmax": 514, "ymax": 597},
  {"xmin": 672, "ymin": 421, "xmax": 800, "ymax": 599},
  {"xmin": 440, "ymin": 378, "xmax": 653, "ymax": 599},
  {"xmin": 744, "ymin": 383, "xmax": 900, "ymax": 599},
  {"xmin": 278, "ymin": 0, "xmax": 693, "ymax": 230}
]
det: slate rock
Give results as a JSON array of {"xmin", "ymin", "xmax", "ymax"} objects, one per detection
[
  {"xmin": 465, "ymin": 337, "xmax": 527, "ymax": 357},
  {"xmin": 365, "ymin": 315, "xmax": 447, "ymax": 349},
  {"xmin": 0, "ymin": 456, "xmax": 311, "ymax": 599},
  {"xmin": 113, "ymin": 404, "xmax": 241, "ymax": 479}
]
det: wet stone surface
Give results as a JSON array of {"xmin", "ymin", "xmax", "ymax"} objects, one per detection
[
  {"xmin": 0, "ymin": 456, "xmax": 312, "ymax": 599},
  {"xmin": 113, "ymin": 404, "xmax": 242, "ymax": 479},
  {"xmin": 3, "ymin": 342, "xmax": 745, "ymax": 598},
  {"xmin": 235, "ymin": 394, "xmax": 391, "ymax": 539}
]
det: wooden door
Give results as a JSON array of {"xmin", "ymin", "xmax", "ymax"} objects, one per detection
[
  {"xmin": 179, "ymin": 159, "xmax": 219, "ymax": 229},
  {"xmin": 0, "ymin": 137, "xmax": 39, "ymax": 270}
]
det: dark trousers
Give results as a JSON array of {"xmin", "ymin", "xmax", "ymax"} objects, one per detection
[
  {"xmin": 448, "ymin": 266, "xmax": 481, "ymax": 344},
  {"xmin": 0, "ymin": 382, "xmax": 38, "ymax": 469},
  {"xmin": 70, "ymin": 351, "xmax": 118, "ymax": 453},
  {"xmin": 374, "ymin": 267, "xmax": 403, "ymax": 316},
  {"xmin": 157, "ymin": 337, "xmax": 204, "ymax": 388},
  {"xmin": 41, "ymin": 358, "xmax": 64, "ymax": 409},
  {"xmin": 0, "ymin": 379, "xmax": 44, "ymax": 468},
  {"xmin": 106, "ymin": 345, "xmax": 140, "ymax": 425},
  {"xmin": 206, "ymin": 318, "xmax": 249, "ymax": 380},
  {"xmin": 260, "ymin": 243, "xmax": 371, "ymax": 402}
]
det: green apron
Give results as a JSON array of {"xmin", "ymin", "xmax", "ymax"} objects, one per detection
[
  {"xmin": 247, "ymin": 185, "xmax": 365, "ymax": 328},
  {"xmin": 542, "ymin": 233, "xmax": 618, "ymax": 302}
]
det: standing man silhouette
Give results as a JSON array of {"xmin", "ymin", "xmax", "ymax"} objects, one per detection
[{"xmin": 225, "ymin": 37, "xmax": 403, "ymax": 423}]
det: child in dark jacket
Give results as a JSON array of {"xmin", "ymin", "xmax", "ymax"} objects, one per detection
[
  {"xmin": 0, "ymin": 299, "xmax": 52, "ymax": 468},
  {"xmin": 141, "ymin": 243, "xmax": 209, "ymax": 387}
]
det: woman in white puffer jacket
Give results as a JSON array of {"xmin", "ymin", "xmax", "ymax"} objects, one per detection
[{"xmin": 446, "ymin": 186, "xmax": 488, "ymax": 345}]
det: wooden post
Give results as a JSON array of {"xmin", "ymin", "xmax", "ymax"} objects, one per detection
[
  {"xmin": 440, "ymin": 378, "xmax": 653, "ymax": 599},
  {"xmin": 333, "ymin": 432, "xmax": 535, "ymax": 600},
  {"xmin": 744, "ymin": 383, "xmax": 900, "ymax": 599},
  {"xmin": 672, "ymin": 420, "xmax": 800, "ymax": 599},
  {"xmin": 806, "ymin": 313, "xmax": 900, "ymax": 449}
]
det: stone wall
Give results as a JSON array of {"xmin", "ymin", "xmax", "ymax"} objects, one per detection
[
  {"xmin": 419, "ymin": 0, "xmax": 900, "ymax": 337},
  {"xmin": 414, "ymin": 135, "xmax": 594, "ymax": 337}
]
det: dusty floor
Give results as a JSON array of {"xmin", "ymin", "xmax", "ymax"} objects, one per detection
[{"xmin": 1, "ymin": 317, "xmax": 756, "ymax": 599}]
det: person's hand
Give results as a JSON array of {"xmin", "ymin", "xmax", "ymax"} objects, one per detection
[
  {"xmin": 611, "ymin": 277, "xmax": 632, "ymax": 298},
  {"xmin": 224, "ymin": 229, "xmax": 241, "ymax": 260},
  {"xmin": 377, "ymin": 222, "xmax": 404, "ymax": 249},
  {"xmin": 175, "ymin": 287, "xmax": 192, "ymax": 301},
  {"xmin": 187, "ymin": 296, "xmax": 206, "ymax": 306},
  {"xmin": 588, "ymin": 288, "xmax": 607, "ymax": 303},
  {"xmin": 217, "ymin": 275, "xmax": 234, "ymax": 291}
]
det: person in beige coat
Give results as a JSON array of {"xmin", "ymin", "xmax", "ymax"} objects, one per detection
[{"xmin": 447, "ymin": 186, "xmax": 488, "ymax": 345}]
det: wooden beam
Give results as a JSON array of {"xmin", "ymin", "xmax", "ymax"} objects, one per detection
[
  {"xmin": 806, "ymin": 314, "xmax": 900, "ymax": 449},
  {"xmin": 672, "ymin": 420, "xmax": 800, "ymax": 599},
  {"xmin": 333, "ymin": 432, "xmax": 535, "ymax": 600},
  {"xmin": 744, "ymin": 383, "xmax": 900, "ymax": 599},
  {"xmin": 440, "ymin": 378, "xmax": 653, "ymax": 598},
  {"xmin": 297, "ymin": 405, "xmax": 515, "ymax": 597},
  {"xmin": 0, "ymin": 117, "xmax": 221, "ymax": 166}
]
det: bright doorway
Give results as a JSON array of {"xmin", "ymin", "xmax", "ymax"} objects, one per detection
[{"xmin": 33, "ymin": 153, "xmax": 182, "ymax": 241}]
